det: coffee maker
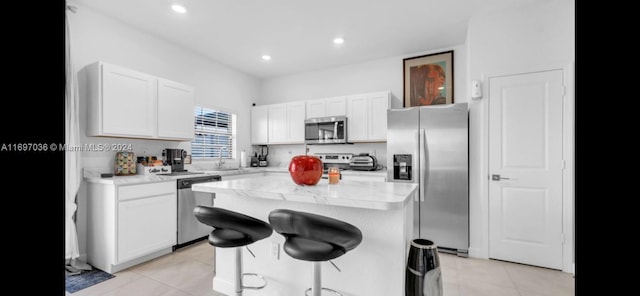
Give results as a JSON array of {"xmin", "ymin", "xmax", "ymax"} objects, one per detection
[{"xmin": 163, "ymin": 148, "xmax": 187, "ymax": 172}]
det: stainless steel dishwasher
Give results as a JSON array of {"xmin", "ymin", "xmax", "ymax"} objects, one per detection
[{"xmin": 174, "ymin": 175, "xmax": 221, "ymax": 250}]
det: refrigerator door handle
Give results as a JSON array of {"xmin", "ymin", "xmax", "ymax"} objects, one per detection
[{"xmin": 419, "ymin": 128, "xmax": 426, "ymax": 202}]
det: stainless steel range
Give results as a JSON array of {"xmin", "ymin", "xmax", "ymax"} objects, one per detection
[{"xmin": 314, "ymin": 153, "xmax": 353, "ymax": 173}]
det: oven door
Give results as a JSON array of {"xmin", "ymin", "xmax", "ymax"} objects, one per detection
[{"xmin": 305, "ymin": 116, "xmax": 348, "ymax": 144}]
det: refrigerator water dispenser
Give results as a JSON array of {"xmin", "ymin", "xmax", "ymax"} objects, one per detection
[{"xmin": 393, "ymin": 154, "xmax": 412, "ymax": 180}]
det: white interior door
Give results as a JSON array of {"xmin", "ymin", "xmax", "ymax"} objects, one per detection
[{"xmin": 489, "ymin": 70, "xmax": 564, "ymax": 270}]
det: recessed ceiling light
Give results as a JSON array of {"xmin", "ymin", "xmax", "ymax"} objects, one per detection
[
  {"xmin": 333, "ymin": 37, "xmax": 344, "ymax": 45},
  {"xmin": 261, "ymin": 55, "xmax": 272, "ymax": 61},
  {"xmin": 171, "ymin": 4, "xmax": 187, "ymax": 14}
]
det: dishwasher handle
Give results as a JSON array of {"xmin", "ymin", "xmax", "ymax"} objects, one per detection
[{"xmin": 178, "ymin": 176, "xmax": 221, "ymax": 189}]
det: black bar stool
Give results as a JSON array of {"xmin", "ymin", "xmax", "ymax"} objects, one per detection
[
  {"xmin": 268, "ymin": 209, "xmax": 363, "ymax": 296},
  {"xmin": 194, "ymin": 206, "xmax": 273, "ymax": 296}
]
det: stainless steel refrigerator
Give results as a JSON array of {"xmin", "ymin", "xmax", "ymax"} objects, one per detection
[{"xmin": 387, "ymin": 103, "xmax": 468, "ymax": 256}]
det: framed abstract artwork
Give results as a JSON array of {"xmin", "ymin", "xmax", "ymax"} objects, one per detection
[{"xmin": 403, "ymin": 50, "xmax": 454, "ymax": 107}]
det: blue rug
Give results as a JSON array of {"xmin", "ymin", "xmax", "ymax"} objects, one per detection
[{"xmin": 65, "ymin": 268, "xmax": 115, "ymax": 294}]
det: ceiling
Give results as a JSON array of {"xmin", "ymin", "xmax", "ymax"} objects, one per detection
[{"xmin": 77, "ymin": 0, "xmax": 545, "ymax": 79}]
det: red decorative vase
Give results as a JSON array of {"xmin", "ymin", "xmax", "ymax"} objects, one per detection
[{"xmin": 288, "ymin": 155, "xmax": 323, "ymax": 186}]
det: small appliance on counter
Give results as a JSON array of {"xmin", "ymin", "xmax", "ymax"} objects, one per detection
[
  {"xmin": 160, "ymin": 148, "xmax": 204, "ymax": 176},
  {"xmin": 258, "ymin": 145, "xmax": 269, "ymax": 167},
  {"xmin": 349, "ymin": 153, "xmax": 378, "ymax": 171},
  {"xmin": 114, "ymin": 151, "xmax": 136, "ymax": 176},
  {"xmin": 250, "ymin": 152, "xmax": 259, "ymax": 167},
  {"xmin": 163, "ymin": 148, "xmax": 188, "ymax": 171}
]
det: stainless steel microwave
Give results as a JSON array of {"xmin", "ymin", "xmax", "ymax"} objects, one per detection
[{"xmin": 304, "ymin": 116, "xmax": 348, "ymax": 144}]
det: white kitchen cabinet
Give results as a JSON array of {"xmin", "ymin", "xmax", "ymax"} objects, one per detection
[
  {"xmin": 346, "ymin": 91, "xmax": 390, "ymax": 142},
  {"xmin": 263, "ymin": 102, "xmax": 305, "ymax": 145},
  {"xmin": 305, "ymin": 96, "xmax": 346, "ymax": 119},
  {"xmin": 84, "ymin": 61, "xmax": 195, "ymax": 140},
  {"xmin": 368, "ymin": 92, "xmax": 390, "ymax": 140},
  {"xmin": 268, "ymin": 103, "xmax": 287, "ymax": 144},
  {"xmin": 117, "ymin": 193, "xmax": 176, "ymax": 263},
  {"xmin": 86, "ymin": 181, "xmax": 177, "ymax": 273},
  {"xmin": 346, "ymin": 94, "xmax": 368, "ymax": 141},
  {"xmin": 306, "ymin": 98, "xmax": 326, "ymax": 119},
  {"xmin": 286, "ymin": 101, "xmax": 306, "ymax": 143},
  {"xmin": 326, "ymin": 96, "xmax": 347, "ymax": 116},
  {"xmin": 157, "ymin": 78, "xmax": 195, "ymax": 140},
  {"xmin": 251, "ymin": 105, "xmax": 269, "ymax": 145},
  {"xmin": 86, "ymin": 62, "xmax": 156, "ymax": 138}
]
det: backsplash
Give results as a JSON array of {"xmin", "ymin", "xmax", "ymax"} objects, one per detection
[
  {"xmin": 256, "ymin": 143, "xmax": 387, "ymax": 169},
  {"xmin": 80, "ymin": 137, "xmax": 190, "ymax": 174}
]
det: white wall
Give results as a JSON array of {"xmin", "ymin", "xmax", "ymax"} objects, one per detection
[
  {"xmin": 68, "ymin": 3, "xmax": 260, "ymax": 260},
  {"xmin": 259, "ymin": 46, "xmax": 467, "ymax": 168},
  {"xmin": 261, "ymin": 143, "xmax": 388, "ymax": 169},
  {"xmin": 260, "ymin": 46, "xmax": 468, "ymax": 109},
  {"xmin": 466, "ymin": 0, "xmax": 575, "ymax": 266}
]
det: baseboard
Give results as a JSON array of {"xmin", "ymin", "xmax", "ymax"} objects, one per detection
[{"xmin": 468, "ymin": 247, "xmax": 488, "ymax": 259}]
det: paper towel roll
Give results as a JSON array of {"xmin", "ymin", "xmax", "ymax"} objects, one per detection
[{"xmin": 240, "ymin": 150, "xmax": 246, "ymax": 168}]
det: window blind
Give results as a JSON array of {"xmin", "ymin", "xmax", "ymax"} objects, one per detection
[{"xmin": 192, "ymin": 106, "xmax": 233, "ymax": 159}]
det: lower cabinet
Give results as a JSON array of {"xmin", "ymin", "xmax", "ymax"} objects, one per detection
[
  {"xmin": 117, "ymin": 193, "xmax": 176, "ymax": 263},
  {"xmin": 86, "ymin": 181, "xmax": 177, "ymax": 273}
]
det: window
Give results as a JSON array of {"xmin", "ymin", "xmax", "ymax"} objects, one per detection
[{"xmin": 192, "ymin": 106, "xmax": 236, "ymax": 159}]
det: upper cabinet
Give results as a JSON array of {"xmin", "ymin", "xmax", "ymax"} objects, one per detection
[
  {"xmin": 251, "ymin": 91, "xmax": 389, "ymax": 145},
  {"xmin": 84, "ymin": 61, "xmax": 194, "ymax": 141},
  {"xmin": 251, "ymin": 105, "xmax": 269, "ymax": 145},
  {"xmin": 157, "ymin": 79, "xmax": 195, "ymax": 140},
  {"xmin": 305, "ymin": 96, "xmax": 346, "ymax": 119},
  {"xmin": 267, "ymin": 103, "xmax": 287, "ymax": 144},
  {"xmin": 286, "ymin": 101, "xmax": 306, "ymax": 143},
  {"xmin": 253, "ymin": 101, "xmax": 306, "ymax": 145},
  {"xmin": 346, "ymin": 91, "xmax": 390, "ymax": 142}
]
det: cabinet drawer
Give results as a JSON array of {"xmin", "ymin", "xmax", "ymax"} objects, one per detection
[{"xmin": 118, "ymin": 181, "xmax": 176, "ymax": 201}]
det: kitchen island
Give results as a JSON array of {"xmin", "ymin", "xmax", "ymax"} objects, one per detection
[{"xmin": 192, "ymin": 175, "xmax": 418, "ymax": 296}]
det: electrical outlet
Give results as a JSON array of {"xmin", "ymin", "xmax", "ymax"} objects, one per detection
[{"xmin": 271, "ymin": 242, "xmax": 280, "ymax": 259}]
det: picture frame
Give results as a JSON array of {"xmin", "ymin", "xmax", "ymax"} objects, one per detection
[{"xmin": 403, "ymin": 50, "xmax": 454, "ymax": 107}]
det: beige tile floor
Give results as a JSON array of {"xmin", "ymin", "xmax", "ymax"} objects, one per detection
[{"xmin": 67, "ymin": 240, "xmax": 574, "ymax": 296}]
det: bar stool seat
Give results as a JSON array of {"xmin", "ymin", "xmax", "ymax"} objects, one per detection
[
  {"xmin": 283, "ymin": 237, "xmax": 346, "ymax": 262},
  {"xmin": 269, "ymin": 209, "xmax": 362, "ymax": 296},
  {"xmin": 195, "ymin": 206, "xmax": 272, "ymax": 296}
]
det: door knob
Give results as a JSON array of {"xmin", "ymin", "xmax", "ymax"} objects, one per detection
[{"xmin": 491, "ymin": 174, "xmax": 510, "ymax": 181}]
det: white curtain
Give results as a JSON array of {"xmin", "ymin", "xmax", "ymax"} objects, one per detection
[{"xmin": 65, "ymin": 6, "xmax": 82, "ymax": 260}]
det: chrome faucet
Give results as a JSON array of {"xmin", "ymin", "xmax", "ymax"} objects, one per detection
[{"xmin": 217, "ymin": 147, "xmax": 228, "ymax": 168}]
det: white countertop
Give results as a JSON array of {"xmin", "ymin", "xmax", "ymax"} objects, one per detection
[
  {"xmin": 83, "ymin": 166, "xmax": 387, "ymax": 185},
  {"xmin": 192, "ymin": 175, "xmax": 417, "ymax": 210}
]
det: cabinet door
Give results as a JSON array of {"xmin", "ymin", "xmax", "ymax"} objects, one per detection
[
  {"xmin": 117, "ymin": 193, "xmax": 176, "ymax": 263},
  {"xmin": 306, "ymin": 99, "xmax": 326, "ymax": 119},
  {"xmin": 157, "ymin": 78, "xmax": 194, "ymax": 140},
  {"xmin": 287, "ymin": 102, "xmax": 306, "ymax": 143},
  {"xmin": 101, "ymin": 63, "xmax": 156, "ymax": 137},
  {"xmin": 268, "ymin": 104, "xmax": 287, "ymax": 144},
  {"xmin": 326, "ymin": 96, "xmax": 346, "ymax": 116},
  {"xmin": 346, "ymin": 94, "xmax": 369, "ymax": 141},
  {"xmin": 368, "ymin": 92, "xmax": 390, "ymax": 141},
  {"xmin": 251, "ymin": 106, "xmax": 269, "ymax": 144}
]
